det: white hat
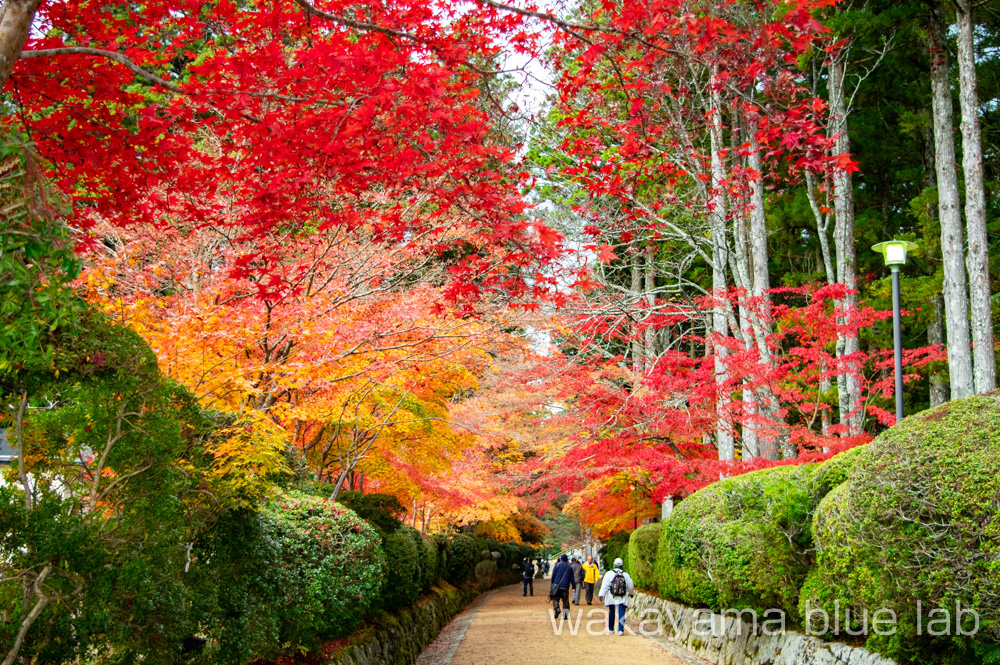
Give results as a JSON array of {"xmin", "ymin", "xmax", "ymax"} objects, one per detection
[{"xmin": 613, "ymin": 558, "xmax": 624, "ymax": 568}]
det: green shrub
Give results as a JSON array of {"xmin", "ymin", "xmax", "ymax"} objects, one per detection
[
  {"xmin": 188, "ymin": 509, "xmax": 283, "ymax": 665},
  {"xmin": 656, "ymin": 448, "xmax": 861, "ymax": 617},
  {"xmin": 799, "ymin": 396, "xmax": 1000, "ymax": 664},
  {"xmin": 432, "ymin": 534, "xmax": 449, "ymax": 581},
  {"xmin": 438, "ymin": 533, "xmax": 480, "ymax": 584},
  {"xmin": 331, "ymin": 490, "xmax": 406, "ymax": 536},
  {"xmin": 381, "ymin": 526, "xmax": 421, "ymax": 612},
  {"xmin": 600, "ymin": 530, "xmax": 632, "ymax": 569},
  {"xmin": 263, "ymin": 492, "xmax": 385, "ymax": 651},
  {"xmin": 628, "ymin": 523, "xmax": 661, "ymax": 590},
  {"xmin": 417, "ymin": 533, "xmax": 438, "ymax": 590}
]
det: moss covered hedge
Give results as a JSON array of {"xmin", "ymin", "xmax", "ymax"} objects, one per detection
[
  {"xmin": 655, "ymin": 448, "xmax": 861, "ymax": 618},
  {"xmin": 800, "ymin": 396, "xmax": 1000, "ymax": 665},
  {"xmin": 628, "ymin": 523, "xmax": 661, "ymax": 590}
]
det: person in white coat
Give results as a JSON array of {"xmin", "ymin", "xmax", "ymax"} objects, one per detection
[{"xmin": 597, "ymin": 557, "xmax": 635, "ymax": 635}]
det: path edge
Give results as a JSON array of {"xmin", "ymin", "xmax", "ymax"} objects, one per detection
[{"xmin": 325, "ymin": 579, "xmax": 517, "ymax": 665}]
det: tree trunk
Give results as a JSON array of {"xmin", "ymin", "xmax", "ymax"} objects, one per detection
[
  {"xmin": 954, "ymin": 0, "xmax": 996, "ymax": 394},
  {"xmin": 829, "ymin": 57, "xmax": 863, "ymax": 436},
  {"xmin": 710, "ymin": 73, "xmax": 734, "ymax": 461},
  {"xmin": 929, "ymin": 294, "xmax": 949, "ymax": 406},
  {"xmin": 644, "ymin": 241, "xmax": 657, "ymax": 368},
  {"xmin": 0, "ymin": 0, "xmax": 42, "ymax": 91},
  {"xmin": 805, "ymin": 172, "xmax": 836, "ymax": 285},
  {"xmin": 930, "ymin": 7, "xmax": 975, "ymax": 400},
  {"xmin": 631, "ymin": 241, "xmax": 644, "ymax": 378},
  {"xmin": 748, "ymin": 138, "xmax": 784, "ymax": 460}
]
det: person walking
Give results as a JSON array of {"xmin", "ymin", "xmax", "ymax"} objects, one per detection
[
  {"xmin": 549, "ymin": 554, "xmax": 574, "ymax": 619},
  {"xmin": 598, "ymin": 557, "xmax": 635, "ymax": 635},
  {"xmin": 571, "ymin": 557, "xmax": 585, "ymax": 605},
  {"xmin": 582, "ymin": 555, "xmax": 600, "ymax": 605},
  {"xmin": 522, "ymin": 557, "xmax": 535, "ymax": 597},
  {"xmin": 542, "ymin": 558, "xmax": 550, "ymax": 576}
]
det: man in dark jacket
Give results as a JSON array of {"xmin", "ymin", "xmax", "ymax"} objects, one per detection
[
  {"xmin": 549, "ymin": 554, "xmax": 574, "ymax": 619},
  {"xmin": 522, "ymin": 557, "xmax": 535, "ymax": 596},
  {"xmin": 571, "ymin": 557, "xmax": 585, "ymax": 605}
]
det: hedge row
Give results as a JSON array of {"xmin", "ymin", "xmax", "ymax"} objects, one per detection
[
  {"xmin": 22, "ymin": 489, "xmax": 529, "ymax": 665},
  {"xmin": 627, "ymin": 523, "xmax": 660, "ymax": 590},
  {"xmin": 630, "ymin": 394, "xmax": 1000, "ymax": 665}
]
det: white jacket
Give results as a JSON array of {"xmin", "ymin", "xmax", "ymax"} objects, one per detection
[{"xmin": 597, "ymin": 568, "xmax": 635, "ymax": 606}]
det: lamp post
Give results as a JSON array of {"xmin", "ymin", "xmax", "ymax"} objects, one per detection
[{"xmin": 871, "ymin": 240, "xmax": 919, "ymax": 423}]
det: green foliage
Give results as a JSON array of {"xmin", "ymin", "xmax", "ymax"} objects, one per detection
[
  {"xmin": 417, "ymin": 532, "xmax": 439, "ymax": 590},
  {"xmin": 436, "ymin": 533, "xmax": 480, "ymax": 584},
  {"xmin": 335, "ymin": 490, "xmax": 406, "ymax": 536},
  {"xmin": 600, "ymin": 530, "xmax": 632, "ymax": 569},
  {"xmin": 628, "ymin": 523, "xmax": 661, "ymax": 590},
  {"xmin": 1, "ymin": 311, "xmax": 219, "ymax": 665},
  {"xmin": 262, "ymin": 492, "xmax": 385, "ymax": 651},
  {"xmin": 656, "ymin": 449, "xmax": 861, "ymax": 618},
  {"xmin": 382, "ymin": 526, "xmax": 421, "ymax": 612},
  {"xmin": 800, "ymin": 397, "xmax": 1000, "ymax": 664},
  {"xmin": 186, "ymin": 509, "xmax": 283, "ymax": 665},
  {"xmin": 0, "ymin": 142, "xmax": 82, "ymax": 380}
]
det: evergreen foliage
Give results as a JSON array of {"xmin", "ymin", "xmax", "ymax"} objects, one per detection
[
  {"xmin": 800, "ymin": 396, "xmax": 1000, "ymax": 665},
  {"xmin": 628, "ymin": 523, "xmax": 662, "ymax": 590},
  {"xmin": 655, "ymin": 449, "xmax": 862, "ymax": 618}
]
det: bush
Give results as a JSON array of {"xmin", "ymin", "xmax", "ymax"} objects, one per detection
[
  {"xmin": 332, "ymin": 490, "xmax": 406, "ymax": 536},
  {"xmin": 437, "ymin": 533, "xmax": 480, "ymax": 584},
  {"xmin": 381, "ymin": 526, "xmax": 421, "ymax": 612},
  {"xmin": 416, "ymin": 532, "xmax": 438, "ymax": 590},
  {"xmin": 628, "ymin": 523, "xmax": 661, "ymax": 590},
  {"xmin": 189, "ymin": 509, "xmax": 283, "ymax": 665},
  {"xmin": 656, "ymin": 449, "xmax": 861, "ymax": 617},
  {"xmin": 600, "ymin": 530, "xmax": 632, "ymax": 569},
  {"xmin": 799, "ymin": 396, "xmax": 1000, "ymax": 664},
  {"xmin": 263, "ymin": 492, "xmax": 385, "ymax": 651}
]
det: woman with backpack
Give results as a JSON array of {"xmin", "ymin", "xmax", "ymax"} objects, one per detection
[{"xmin": 597, "ymin": 557, "xmax": 635, "ymax": 635}]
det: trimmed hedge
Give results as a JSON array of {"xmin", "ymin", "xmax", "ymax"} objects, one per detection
[
  {"xmin": 655, "ymin": 448, "xmax": 861, "ymax": 618},
  {"xmin": 800, "ymin": 396, "xmax": 1000, "ymax": 665},
  {"xmin": 263, "ymin": 492, "xmax": 385, "ymax": 650},
  {"xmin": 439, "ymin": 533, "xmax": 480, "ymax": 584},
  {"xmin": 381, "ymin": 526, "xmax": 421, "ymax": 612},
  {"xmin": 628, "ymin": 523, "xmax": 661, "ymax": 590},
  {"xmin": 417, "ymin": 532, "xmax": 438, "ymax": 591},
  {"xmin": 337, "ymin": 490, "xmax": 406, "ymax": 536}
]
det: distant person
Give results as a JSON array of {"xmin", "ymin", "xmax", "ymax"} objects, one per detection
[
  {"xmin": 582, "ymin": 555, "xmax": 600, "ymax": 605},
  {"xmin": 549, "ymin": 554, "xmax": 574, "ymax": 619},
  {"xmin": 571, "ymin": 557, "xmax": 584, "ymax": 605},
  {"xmin": 542, "ymin": 558, "xmax": 550, "ymax": 575},
  {"xmin": 534, "ymin": 558, "xmax": 544, "ymax": 579},
  {"xmin": 522, "ymin": 557, "xmax": 535, "ymax": 596},
  {"xmin": 598, "ymin": 557, "xmax": 635, "ymax": 635}
]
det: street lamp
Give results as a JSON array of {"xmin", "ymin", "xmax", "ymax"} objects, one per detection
[{"xmin": 871, "ymin": 240, "xmax": 919, "ymax": 423}]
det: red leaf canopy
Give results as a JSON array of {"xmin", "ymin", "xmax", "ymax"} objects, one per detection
[{"xmin": 10, "ymin": 0, "xmax": 555, "ymax": 300}]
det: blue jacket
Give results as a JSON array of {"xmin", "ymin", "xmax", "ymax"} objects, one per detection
[{"xmin": 551, "ymin": 560, "xmax": 573, "ymax": 589}]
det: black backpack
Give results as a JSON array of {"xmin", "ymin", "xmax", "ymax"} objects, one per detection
[{"xmin": 609, "ymin": 571, "xmax": 628, "ymax": 597}]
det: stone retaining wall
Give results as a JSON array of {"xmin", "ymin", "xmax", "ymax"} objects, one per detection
[
  {"xmin": 628, "ymin": 593, "xmax": 896, "ymax": 665},
  {"xmin": 326, "ymin": 575, "xmax": 514, "ymax": 665}
]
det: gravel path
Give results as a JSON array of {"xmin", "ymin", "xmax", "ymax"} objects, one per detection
[{"xmin": 416, "ymin": 583, "xmax": 694, "ymax": 665}]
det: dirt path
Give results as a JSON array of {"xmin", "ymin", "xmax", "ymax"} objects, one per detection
[{"xmin": 416, "ymin": 583, "xmax": 695, "ymax": 665}]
